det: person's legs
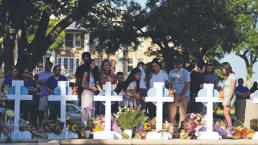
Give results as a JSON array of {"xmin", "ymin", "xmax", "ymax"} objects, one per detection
[
  {"xmin": 169, "ymin": 103, "xmax": 177, "ymax": 122},
  {"xmin": 178, "ymin": 96, "xmax": 188, "ymax": 123},
  {"xmin": 224, "ymin": 106, "xmax": 232, "ymax": 126}
]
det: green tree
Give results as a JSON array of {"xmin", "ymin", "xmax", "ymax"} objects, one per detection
[
  {"xmin": 232, "ymin": 0, "xmax": 258, "ymax": 80},
  {"xmin": 84, "ymin": 0, "xmax": 240, "ymax": 71},
  {"xmin": 0, "ymin": 0, "xmax": 126, "ymax": 74}
]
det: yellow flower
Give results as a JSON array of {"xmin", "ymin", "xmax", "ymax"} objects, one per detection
[
  {"xmin": 93, "ymin": 125, "xmax": 104, "ymax": 132},
  {"xmin": 6, "ymin": 110, "xmax": 14, "ymax": 117}
]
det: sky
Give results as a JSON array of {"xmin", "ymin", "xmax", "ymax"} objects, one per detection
[{"xmin": 136, "ymin": 0, "xmax": 258, "ymax": 82}]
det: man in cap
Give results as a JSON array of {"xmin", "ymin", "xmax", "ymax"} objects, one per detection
[{"xmin": 168, "ymin": 56, "xmax": 190, "ymax": 123}]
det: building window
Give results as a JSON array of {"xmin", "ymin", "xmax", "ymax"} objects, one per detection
[
  {"xmin": 76, "ymin": 58, "xmax": 80, "ymax": 68},
  {"xmin": 128, "ymin": 58, "xmax": 134, "ymax": 72},
  {"xmin": 94, "ymin": 58, "xmax": 100, "ymax": 67},
  {"xmin": 75, "ymin": 34, "xmax": 81, "ymax": 48},
  {"xmin": 64, "ymin": 58, "xmax": 68, "ymax": 69},
  {"xmin": 65, "ymin": 33, "xmax": 73, "ymax": 48},
  {"xmin": 138, "ymin": 58, "xmax": 143, "ymax": 63},
  {"xmin": 70, "ymin": 58, "xmax": 74, "ymax": 70},
  {"xmin": 58, "ymin": 58, "xmax": 62, "ymax": 66}
]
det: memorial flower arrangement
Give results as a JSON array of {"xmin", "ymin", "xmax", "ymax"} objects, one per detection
[
  {"xmin": 213, "ymin": 120, "xmax": 255, "ymax": 139},
  {"xmin": 91, "ymin": 115, "xmax": 105, "ymax": 132},
  {"xmin": 2, "ymin": 109, "xmax": 14, "ymax": 139},
  {"xmin": 179, "ymin": 113, "xmax": 205, "ymax": 139},
  {"xmin": 134, "ymin": 117, "xmax": 156, "ymax": 139},
  {"xmin": 42, "ymin": 120, "xmax": 64, "ymax": 135},
  {"xmin": 19, "ymin": 119, "xmax": 31, "ymax": 131},
  {"xmin": 115, "ymin": 106, "xmax": 147, "ymax": 131},
  {"xmin": 234, "ymin": 126, "xmax": 255, "ymax": 139},
  {"xmin": 66, "ymin": 117, "xmax": 86, "ymax": 135}
]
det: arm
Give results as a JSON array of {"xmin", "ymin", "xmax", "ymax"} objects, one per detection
[
  {"xmin": 81, "ymin": 72, "xmax": 98, "ymax": 92},
  {"xmin": 179, "ymin": 81, "xmax": 190, "ymax": 97}
]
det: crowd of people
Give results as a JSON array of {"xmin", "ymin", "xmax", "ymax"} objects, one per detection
[{"xmin": 1, "ymin": 51, "xmax": 258, "ymax": 130}]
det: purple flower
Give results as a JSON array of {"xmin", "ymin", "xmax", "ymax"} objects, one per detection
[{"xmin": 112, "ymin": 118, "xmax": 122, "ymax": 134}]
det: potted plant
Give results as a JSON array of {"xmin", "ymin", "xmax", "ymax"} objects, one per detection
[{"xmin": 114, "ymin": 106, "xmax": 147, "ymax": 139}]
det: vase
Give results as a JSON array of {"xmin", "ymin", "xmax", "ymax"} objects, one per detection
[{"xmin": 123, "ymin": 129, "xmax": 133, "ymax": 139}]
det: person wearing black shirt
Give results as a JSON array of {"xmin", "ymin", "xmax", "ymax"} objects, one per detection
[
  {"xmin": 189, "ymin": 62, "xmax": 205, "ymax": 113},
  {"xmin": 75, "ymin": 52, "xmax": 91, "ymax": 106}
]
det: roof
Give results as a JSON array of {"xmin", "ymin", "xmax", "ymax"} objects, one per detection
[{"xmin": 66, "ymin": 22, "xmax": 86, "ymax": 31}]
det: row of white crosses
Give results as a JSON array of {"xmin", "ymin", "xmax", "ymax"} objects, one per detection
[
  {"xmin": 6, "ymin": 80, "xmax": 256, "ymax": 140},
  {"xmin": 93, "ymin": 82, "xmax": 174, "ymax": 140},
  {"xmin": 4, "ymin": 80, "xmax": 78, "ymax": 140}
]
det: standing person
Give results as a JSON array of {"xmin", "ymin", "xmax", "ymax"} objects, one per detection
[
  {"xmin": 235, "ymin": 78, "xmax": 250, "ymax": 99},
  {"xmin": 21, "ymin": 68, "xmax": 36, "ymax": 125},
  {"xmin": 250, "ymin": 82, "xmax": 258, "ymax": 94},
  {"xmin": 38, "ymin": 61, "xmax": 54, "ymax": 125},
  {"xmin": 235, "ymin": 78, "xmax": 250, "ymax": 123},
  {"xmin": 114, "ymin": 72, "xmax": 125, "ymax": 94},
  {"xmin": 1, "ymin": 66, "xmax": 19, "ymax": 109},
  {"xmin": 75, "ymin": 52, "xmax": 91, "ymax": 106},
  {"xmin": 203, "ymin": 62, "xmax": 219, "ymax": 88},
  {"xmin": 189, "ymin": 62, "xmax": 205, "ymax": 113},
  {"xmin": 137, "ymin": 62, "xmax": 147, "ymax": 108},
  {"xmin": 2, "ymin": 66, "xmax": 18, "ymax": 89},
  {"xmin": 220, "ymin": 62, "xmax": 236, "ymax": 127},
  {"xmin": 46, "ymin": 65, "xmax": 68, "ymax": 120},
  {"xmin": 119, "ymin": 68, "xmax": 142, "ymax": 109},
  {"xmin": 146, "ymin": 59, "xmax": 169, "ymax": 119},
  {"xmin": 169, "ymin": 56, "xmax": 190, "ymax": 124},
  {"xmin": 81, "ymin": 59, "xmax": 99, "ymax": 123},
  {"xmin": 97, "ymin": 59, "xmax": 117, "ymax": 115}
]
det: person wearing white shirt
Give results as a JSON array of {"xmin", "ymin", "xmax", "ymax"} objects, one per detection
[
  {"xmin": 146, "ymin": 59, "xmax": 169, "ymax": 119},
  {"xmin": 137, "ymin": 62, "xmax": 147, "ymax": 108}
]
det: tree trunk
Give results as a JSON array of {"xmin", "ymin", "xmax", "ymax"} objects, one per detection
[{"xmin": 3, "ymin": 33, "xmax": 16, "ymax": 76}]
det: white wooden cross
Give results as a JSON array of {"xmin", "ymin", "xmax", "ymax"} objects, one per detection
[
  {"xmin": 196, "ymin": 83, "xmax": 221, "ymax": 140},
  {"xmin": 145, "ymin": 82, "xmax": 174, "ymax": 140},
  {"xmin": 251, "ymin": 90, "xmax": 258, "ymax": 140},
  {"xmin": 48, "ymin": 81, "xmax": 78, "ymax": 139},
  {"xmin": 93, "ymin": 82, "xmax": 123, "ymax": 139},
  {"xmin": 6, "ymin": 80, "xmax": 32, "ymax": 140}
]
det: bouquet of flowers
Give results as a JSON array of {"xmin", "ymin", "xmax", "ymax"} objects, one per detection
[
  {"xmin": 19, "ymin": 119, "xmax": 31, "ymax": 131},
  {"xmin": 115, "ymin": 106, "xmax": 147, "ymax": 131},
  {"xmin": 234, "ymin": 126, "xmax": 255, "ymax": 139},
  {"xmin": 91, "ymin": 115, "xmax": 105, "ymax": 132},
  {"xmin": 250, "ymin": 118, "xmax": 258, "ymax": 131},
  {"xmin": 213, "ymin": 120, "xmax": 255, "ymax": 139},
  {"xmin": 134, "ymin": 117, "xmax": 156, "ymax": 139},
  {"xmin": 1, "ymin": 110, "xmax": 14, "ymax": 139},
  {"xmin": 213, "ymin": 120, "xmax": 234, "ymax": 138},
  {"xmin": 42, "ymin": 120, "xmax": 64, "ymax": 135},
  {"xmin": 180, "ymin": 113, "xmax": 205, "ymax": 139}
]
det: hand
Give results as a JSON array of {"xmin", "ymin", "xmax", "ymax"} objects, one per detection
[
  {"xmin": 141, "ymin": 96, "xmax": 146, "ymax": 101},
  {"xmin": 91, "ymin": 87, "xmax": 98, "ymax": 93}
]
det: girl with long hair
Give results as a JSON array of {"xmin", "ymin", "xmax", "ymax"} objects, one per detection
[
  {"xmin": 120, "ymin": 68, "xmax": 142, "ymax": 109},
  {"xmin": 81, "ymin": 59, "xmax": 100, "ymax": 123},
  {"xmin": 96, "ymin": 59, "xmax": 117, "ymax": 115},
  {"xmin": 220, "ymin": 62, "xmax": 236, "ymax": 127}
]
